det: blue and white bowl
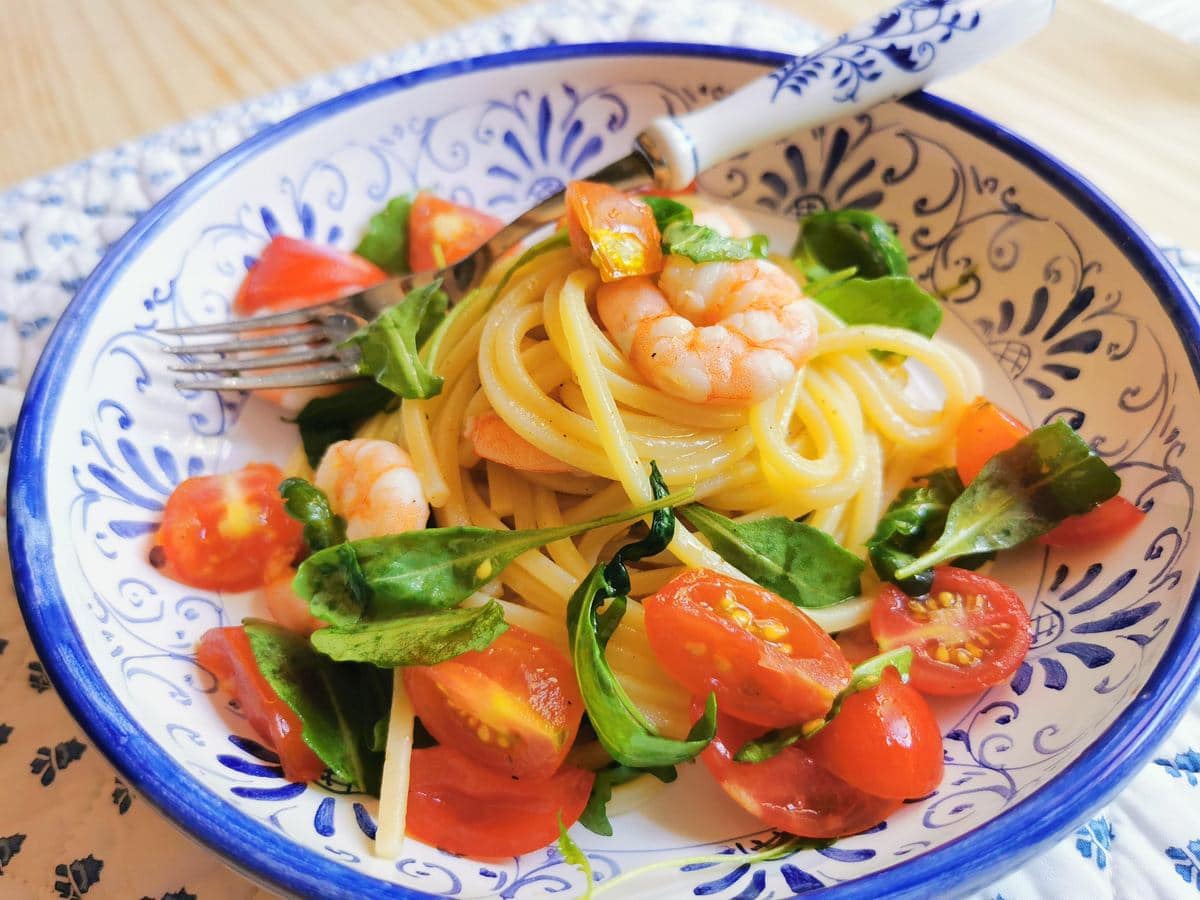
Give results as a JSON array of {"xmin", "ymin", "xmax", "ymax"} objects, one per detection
[{"xmin": 8, "ymin": 43, "xmax": 1200, "ymax": 899}]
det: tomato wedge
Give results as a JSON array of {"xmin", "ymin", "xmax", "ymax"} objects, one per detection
[
  {"xmin": 406, "ymin": 744, "xmax": 593, "ymax": 857},
  {"xmin": 197, "ymin": 626, "xmax": 325, "ymax": 782},
  {"xmin": 644, "ymin": 569, "xmax": 852, "ymax": 728},
  {"xmin": 157, "ymin": 463, "xmax": 303, "ymax": 592},
  {"xmin": 233, "ymin": 235, "xmax": 385, "ymax": 316},
  {"xmin": 699, "ymin": 705, "xmax": 900, "ymax": 839},
  {"xmin": 808, "ymin": 668, "xmax": 944, "ymax": 799},
  {"xmin": 872, "ymin": 567, "xmax": 1031, "ymax": 696},
  {"xmin": 408, "ymin": 193, "xmax": 503, "ymax": 273},
  {"xmin": 565, "ymin": 181, "xmax": 663, "ymax": 281},
  {"xmin": 403, "ymin": 625, "xmax": 584, "ymax": 781},
  {"xmin": 1040, "ymin": 495, "xmax": 1145, "ymax": 547}
]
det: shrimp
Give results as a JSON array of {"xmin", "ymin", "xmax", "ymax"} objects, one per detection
[
  {"xmin": 466, "ymin": 412, "xmax": 579, "ymax": 474},
  {"xmin": 264, "ymin": 573, "xmax": 327, "ymax": 636},
  {"xmin": 596, "ymin": 256, "xmax": 817, "ymax": 406},
  {"xmin": 314, "ymin": 438, "xmax": 430, "ymax": 540}
]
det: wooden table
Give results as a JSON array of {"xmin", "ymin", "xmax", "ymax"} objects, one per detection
[{"xmin": 2, "ymin": 0, "xmax": 1197, "ymax": 245}]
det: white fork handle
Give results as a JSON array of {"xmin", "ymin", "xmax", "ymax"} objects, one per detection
[{"xmin": 636, "ymin": 0, "xmax": 1054, "ymax": 190}]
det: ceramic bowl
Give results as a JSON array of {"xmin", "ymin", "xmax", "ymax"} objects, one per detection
[{"xmin": 9, "ymin": 42, "xmax": 1200, "ymax": 899}]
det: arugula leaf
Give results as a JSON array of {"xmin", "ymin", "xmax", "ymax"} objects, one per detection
[
  {"xmin": 557, "ymin": 814, "xmax": 594, "ymax": 899},
  {"xmin": 681, "ymin": 505, "xmax": 863, "ymax": 609},
  {"xmin": 567, "ymin": 466, "xmax": 718, "ymax": 768},
  {"xmin": 310, "ymin": 601, "xmax": 508, "ymax": 667},
  {"xmin": 280, "ymin": 478, "xmax": 346, "ymax": 552},
  {"xmin": 661, "ymin": 221, "xmax": 768, "ymax": 264},
  {"xmin": 794, "ymin": 209, "xmax": 908, "ymax": 280},
  {"xmin": 867, "ymin": 468, "xmax": 964, "ymax": 595},
  {"xmin": 291, "ymin": 380, "xmax": 396, "ymax": 468},
  {"xmin": 893, "ymin": 420, "xmax": 1121, "ymax": 579},
  {"xmin": 342, "ymin": 281, "xmax": 449, "ymax": 399},
  {"xmin": 354, "ymin": 194, "xmax": 413, "ymax": 275},
  {"xmin": 579, "ymin": 763, "xmax": 677, "ymax": 837},
  {"xmin": 734, "ymin": 646, "xmax": 913, "ymax": 762},
  {"xmin": 642, "ymin": 196, "xmax": 694, "ymax": 234},
  {"xmin": 295, "ymin": 487, "xmax": 693, "ymax": 624},
  {"xmin": 811, "ymin": 275, "xmax": 942, "ymax": 340},
  {"xmin": 244, "ymin": 620, "xmax": 391, "ymax": 793}
]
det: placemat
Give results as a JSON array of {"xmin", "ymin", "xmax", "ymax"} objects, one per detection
[{"xmin": 1, "ymin": 1, "xmax": 1198, "ymax": 897}]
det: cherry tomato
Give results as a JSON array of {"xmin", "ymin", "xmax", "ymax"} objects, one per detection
[
  {"xmin": 264, "ymin": 572, "xmax": 327, "ymax": 637},
  {"xmin": 872, "ymin": 567, "xmax": 1031, "ymax": 696},
  {"xmin": 233, "ymin": 236, "xmax": 385, "ymax": 316},
  {"xmin": 1040, "ymin": 496, "xmax": 1146, "ymax": 547},
  {"xmin": 955, "ymin": 398, "xmax": 1029, "ymax": 485},
  {"xmin": 197, "ymin": 626, "xmax": 325, "ymax": 782},
  {"xmin": 402, "ymin": 626, "xmax": 584, "ymax": 781},
  {"xmin": 834, "ymin": 623, "xmax": 880, "ymax": 666},
  {"xmin": 699, "ymin": 704, "xmax": 901, "ymax": 839},
  {"xmin": 644, "ymin": 569, "xmax": 852, "ymax": 728},
  {"xmin": 406, "ymin": 744, "xmax": 593, "ymax": 857},
  {"xmin": 158, "ymin": 463, "xmax": 303, "ymax": 592},
  {"xmin": 408, "ymin": 193, "xmax": 503, "ymax": 273},
  {"xmin": 565, "ymin": 181, "xmax": 663, "ymax": 282},
  {"xmin": 808, "ymin": 668, "xmax": 944, "ymax": 799}
]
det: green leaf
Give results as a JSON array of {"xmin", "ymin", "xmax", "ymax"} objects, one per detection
[
  {"xmin": 342, "ymin": 281, "xmax": 449, "ymax": 399},
  {"xmin": 642, "ymin": 196, "xmax": 694, "ymax": 234},
  {"xmin": 291, "ymin": 380, "xmax": 397, "ymax": 468},
  {"xmin": 353, "ymin": 194, "xmax": 414, "ymax": 275},
  {"xmin": 867, "ymin": 468, "xmax": 966, "ymax": 595},
  {"xmin": 794, "ymin": 209, "xmax": 908, "ymax": 279},
  {"xmin": 811, "ymin": 276, "xmax": 943, "ymax": 341},
  {"xmin": 243, "ymin": 620, "xmax": 391, "ymax": 793},
  {"xmin": 894, "ymin": 420, "xmax": 1121, "ymax": 579},
  {"xmin": 279, "ymin": 478, "xmax": 346, "ymax": 552},
  {"xmin": 734, "ymin": 646, "xmax": 913, "ymax": 762},
  {"xmin": 310, "ymin": 601, "xmax": 508, "ymax": 667},
  {"xmin": 681, "ymin": 505, "xmax": 863, "ymax": 608},
  {"xmin": 295, "ymin": 487, "xmax": 693, "ymax": 625},
  {"xmin": 579, "ymin": 764, "xmax": 677, "ymax": 837},
  {"xmin": 557, "ymin": 813, "xmax": 594, "ymax": 899},
  {"xmin": 661, "ymin": 221, "xmax": 768, "ymax": 264}
]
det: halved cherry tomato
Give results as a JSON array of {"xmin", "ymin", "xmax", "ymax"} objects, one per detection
[
  {"xmin": 808, "ymin": 668, "xmax": 944, "ymax": 799},
  {"xmin": 158, "ymin": 462, "xmax": 303, "ymax": 592},
  {"xmin": 955, "ymin": 398, "xmax": 1029, "ymax": 485},
  {"xmin": 197, "ymin": 626, "xmax": 325, "ymax": 783},
  {"xmin": 233, "ymin": 236, "xmax": 385, "ymax": 316},
  {"xmin": 408, "ymin": 193, "xmax": 503, "ymax": 273},
  {"xmin": 872, "ymin": 566, "xmax": 1031, "ymax": 696},
  {"xmin": 956, "ymin": 398, "xmax": 1142, "ymax": 547},
  {"xmin": 1040, "ymin": 495, "xmax": 1145, "ymax": 547},
  {"xmin": 644, "ymin": 569, "xmax": 852, "ymax": 728},
  {"xmin": 406, "ymin": 744, "xmax": 593, "ymax": 857},
  {"xmin": 402, "ymin": 625, "xmax": 584, "ymax": 781},
  {"xmin": 699, "ymin": 704, "xmax": 901, "ymax": 839},
  {"xmin": 565, "ymin": 181, "xmax": 663, "ymax": 282}
]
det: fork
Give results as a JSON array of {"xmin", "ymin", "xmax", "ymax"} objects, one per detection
[{"xmin": 165, "ymin": 0, "xmax": 1052, "ymax": 392}]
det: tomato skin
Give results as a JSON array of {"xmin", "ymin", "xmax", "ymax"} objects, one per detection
[
  {"xmin": 402, "ymin": 626, "xmax": 584, "ymax": 781},
  {"xmin": 808, "ymin": 668, "xmax": 944, "ymax": 799},
  {"xmin": 872, "ymin": 567, "xmax": 1031, "ymax": 696},
  {"xmin": 406, "ymin": 745, "xmax": 593, "ymax": 857},
  {"xmin": 408, "ymin": 193, "xmax": 503, "ymax": 273},
  {"xmin": 1041, "ymin": 496, "xmax": 1145, "ymax": 548},
  {"xmin": 197, "ymin": 626, "xmax": 325, "ymax": 783},
  {"xmin": 158, "ymin": 463, "xmax": 304, "ymax": 592},
  {"xmin": 644, "ymin": 569, "xmax": 852, "ymax": 728},
  {"xmin": 955, "ymin": 398, "xmax": 1029, "ymax": 485},
  {"xmin": 699, "ymin": 705, "xmax": 901, "ymax": 839},
  {"xmin": 565, "ymin": 181, "xmax": 663, "ymax": 282},
  {"xmin": 233, "ymin": 236, "xmax": 385, "ymax": 316}
]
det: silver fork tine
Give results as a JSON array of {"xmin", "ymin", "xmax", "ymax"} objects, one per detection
[
  {"xmin": 176, "ymin": 361, "xmax": 362, "ymax": 392},
  {"xmin": 158, "ymin": 304, "xmax": 338, "ymax": 336},
  {"xmin": 169, "ymin": 346, "xmax": 345, "ymax": 374},
  {"xmin": 162, "ymin": 327, "xmax": 326, "ymax": 355}
]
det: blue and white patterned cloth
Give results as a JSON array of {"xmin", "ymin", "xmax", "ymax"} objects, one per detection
[{"xmin": 1, "ymin": 1, "xmax": 1197, "ymax": 897}]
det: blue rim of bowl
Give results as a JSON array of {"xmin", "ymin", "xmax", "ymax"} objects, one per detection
[{"xmin": 8, "ymin": 41, "xmax": 1200, "ymax": 900}]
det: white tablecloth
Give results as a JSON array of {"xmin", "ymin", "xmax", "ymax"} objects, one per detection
[{"xmin": 1, "ymin": 1, "xmax": 1198, "ymax": 897}]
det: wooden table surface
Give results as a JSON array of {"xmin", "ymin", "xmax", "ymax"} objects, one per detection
[{"xmin": 2, "ymin": 0, "xmax": 1198, "ymax": 247}]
